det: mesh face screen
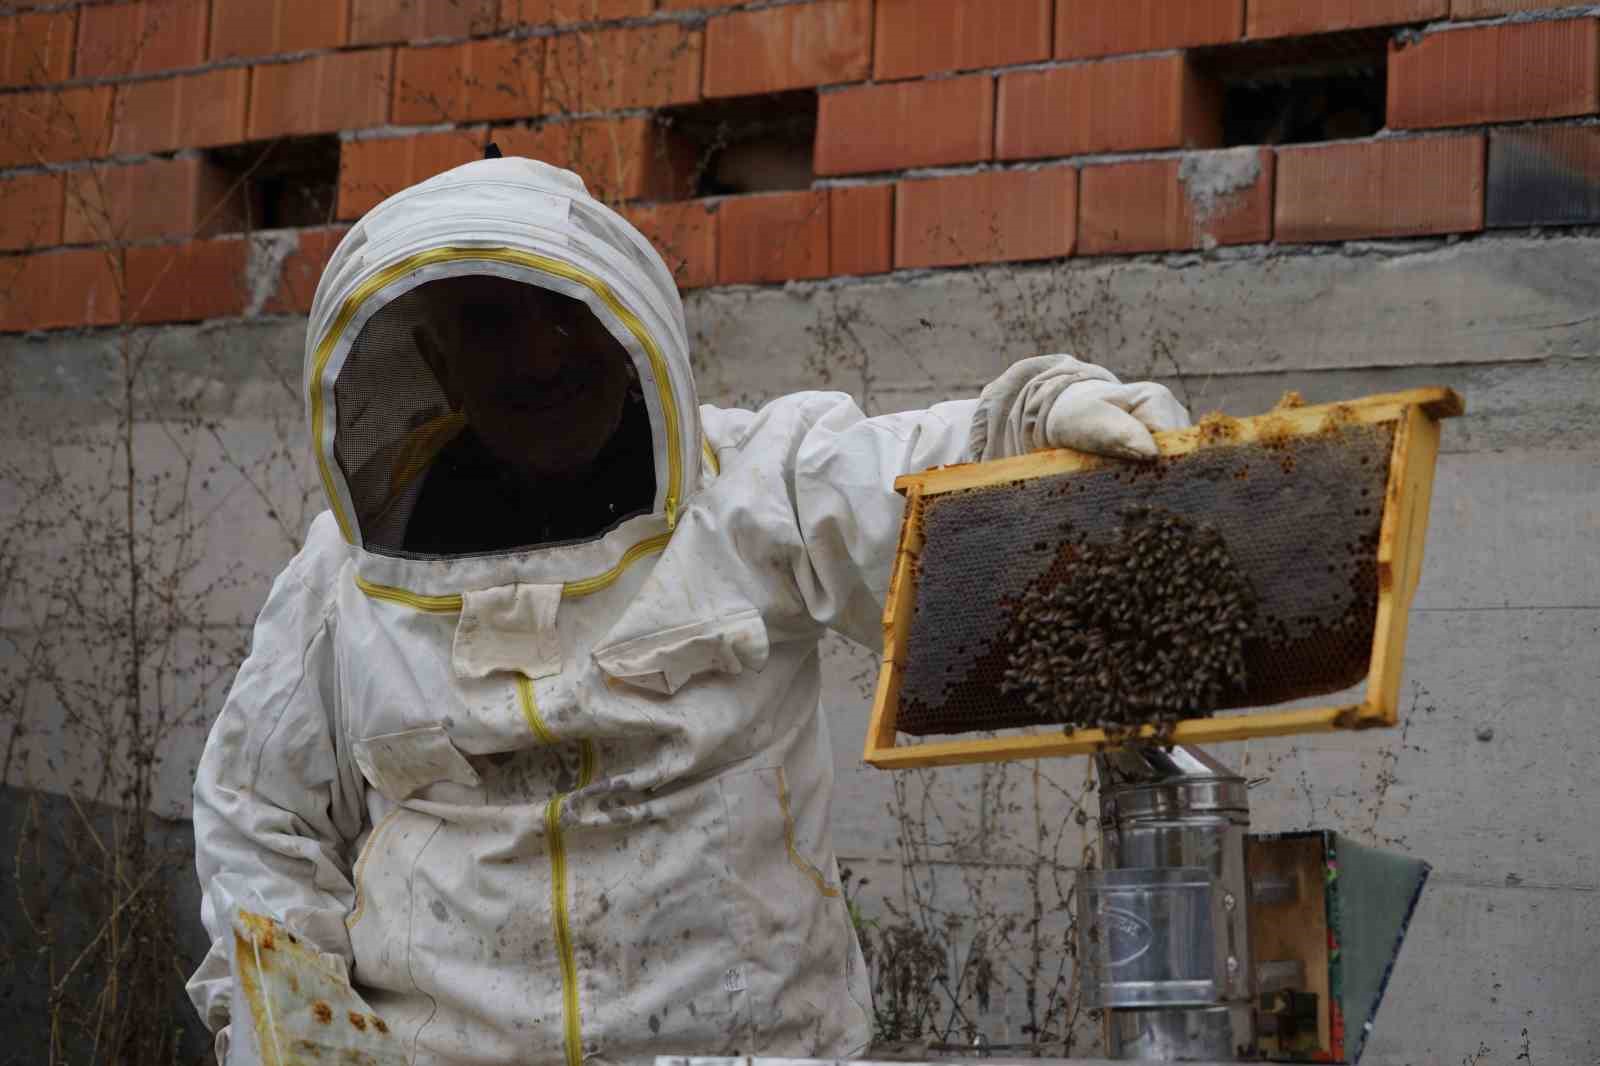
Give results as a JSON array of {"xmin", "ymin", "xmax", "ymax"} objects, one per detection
[
  {"xmin": 329, "ymin": 276, "xmax": 654, "ymax": 557},
  {"xmin": 333, "ymin": 283, "xmax": 455, "ymax": 552},
  {"xmin": 896, "ymin": 422, "xmax": 1397, "ymax": 737}
]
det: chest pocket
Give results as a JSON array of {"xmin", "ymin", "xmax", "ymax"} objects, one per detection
[
  {"xmin": 351, "ymin": 724, "xmax": 482, "ymax": 804},
  {"xmin": 591, "ymin": 608, "xmax": 769, "ymax": 695}
]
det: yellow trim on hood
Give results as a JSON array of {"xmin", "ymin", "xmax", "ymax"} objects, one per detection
[
  {"xmin": 353, "ymin": 531, "xmax": 671, "ymax": 612},
  {"xmin": 310, "ymin": 247, "xmax": 687, "ymax": 545}
]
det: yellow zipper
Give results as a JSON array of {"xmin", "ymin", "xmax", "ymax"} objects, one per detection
[
  {"xmin": 355, "ymin": 582, "xmax": 463, "ymax": 614},
  {"xmin": 545, "ymin": 791, "xmax": 582, "ymax": 1066},
  {"xmin": 776, "ymin": 767, "xmax": 842, "ymax": 899},
  {"xmin": 516, "ymin": 675, "xmax": 559, "ymax": 746},
  {"xmin": 310, "ymin": 247, "xmax": 686, "ymax": 543},
  {"xmin": 562, "ymin": 532, "xmax": 671, "ymax": 598},
  {"xmin": 344, "ymin": 806, "xmax": 405, "ymax": 930},
  {"xmin": 518, "ymin": 676, "xmax": 595, "ymax": 1066},
  {"xmin": 354, "ymin": 531, "xmax": 670, "ymax": 613}
]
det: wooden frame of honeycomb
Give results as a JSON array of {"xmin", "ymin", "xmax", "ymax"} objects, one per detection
[{"xmin": 864, "ymin": 387, "xmax": 1464, "ymax": 770}]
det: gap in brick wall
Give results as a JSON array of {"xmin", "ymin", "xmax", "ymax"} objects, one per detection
[
  {"xmin": 1194, "ymin": 28, "xmax": 1391, "ymax": 147},
  {"xmin": 658, "ymin": 90, "xmax": 817, "ymax": 197},
  {"xmin": 206, "ymin": 135, "xmax": 341, "ymax": 233}
]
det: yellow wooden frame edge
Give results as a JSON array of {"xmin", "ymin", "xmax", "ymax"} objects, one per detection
[
  {"xmin": 864, "ymin": 386, "xmax": 1462, "ymax": 771},
  {"xmin": 893, "ymin": 387, "xmax": 1463, "ymax": 498}
]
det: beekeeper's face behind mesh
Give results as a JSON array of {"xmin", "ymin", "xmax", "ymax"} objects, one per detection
[
  {"xmin": 415, "ymin": 274, "xmax": 633, "ymax": 482},
  {"xmin": 332, "ymin": 272, "xmax": 651, "ymax": 557}
]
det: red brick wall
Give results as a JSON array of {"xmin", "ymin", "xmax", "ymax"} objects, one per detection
[{"xmin": 0, "ymin": 0, "xmax": 1596, "ymax": 332}]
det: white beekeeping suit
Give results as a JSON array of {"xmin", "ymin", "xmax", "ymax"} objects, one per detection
[{"xmin": 187, "ymin": 157, "xmax": 1187, "ymax": 1066}]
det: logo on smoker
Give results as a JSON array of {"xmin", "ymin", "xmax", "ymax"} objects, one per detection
[{"xmin": 1100, "ymin": 907, "xmax": 1154, "ymax": 966}]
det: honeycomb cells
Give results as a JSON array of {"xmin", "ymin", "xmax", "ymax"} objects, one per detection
[
  {"xmin": 896, "ymin": 422, "xmax": 1397, "ymax": 737},
  {"xmin": 1000, "ymin": 509, "xmax": 1258, "ymax": 742}
]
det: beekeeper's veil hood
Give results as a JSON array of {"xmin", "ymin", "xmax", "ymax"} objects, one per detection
[{"xmin": 304, "ymin": 157, "xmax": 699, "ymax": 562}]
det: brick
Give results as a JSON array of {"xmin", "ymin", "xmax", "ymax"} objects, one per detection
[
  {"xmin": 896, "ymin": 166, "xmax": 1076, "ymax": 268},
  {"xmin": 337, "ymin": 129, "xmax": 488, "ymax": 219},
  {"xmin": 1078, "ymin": 148, "xmax": 1273, "ymax": 255},
  {"xmin": 0, "ymin": 171, "xmax": 64, "ymax": 251},
  {"xmin": 63, "ymin": 157, "xmax": 247, "ymax": 246},
  {"xmin": 1487, "ymin": 125, "xmax": 1600, "ymax": 228},
  {"xmin": 0, "ymin": 248, "xmax": 122, "ymax": 332},
  {"xmin": 1056, "ymin": 0, "xmax": 1241, "ymax": 60},
  {"xmin": 1, "ymin": 9, "xmax": 77, "ymax": 88},
  {"xmin": 110, "ymin": 68, "xmax": 250, "ymax": 156},
  {"xmin": 815, "ymin": 75, "xmax": 994, "ymax": 176},
  {"xmin": 395, "ymin": 38, "xmax": 543, "ymax": 125},
  {"xmin": 1275, "ymin": 135, "xmax": 1485, "ymax": 243},
  {"xmin": 717, "ymin": 189, "xmax": 829, "ymax": 284},
  {"xmin": 495, "ymin": 116, "xmax": 697, "ymax": 203},
  {"xmin": 874, "ymin": 0, "xmax": 1050, "ymax": 80},
  {"xmin": 623, "ymin": 199, "xmax": 718, "ymax": 289},
  {"xmin": 250, "ymin": 49, "xmax": 394, "ymax": 140},
  {"xmin": 829, "ymin": 184, "xmax": 892, "ymax": 275},
  {"xmin": 703, "ymin": 0, "xmax": 870, "ymax": 98},
  {"xmin": 502, "ymin": 0, "xmax": 654, "ymax": 25},
  {"xmin": 657, "ymin": 0, "xmax": 742, "ymax": 8},
  {"xmin": 349, "ymin": 0, "xmax": 499, "ymax": 45},
  {"xmin": 76, "ymin": 0, "xmax": 209, "ymax": 78},
  {"xmin": 545, "ymin": 22, "xmax": 702, "ymax": 112},
  {"xmin": 1389, "ymin": 19, "xmax": 1600, "ymax": 129},
  {"xmin": 997, "ymin": 54, "xmax": 1222, "ymax": 160},
  {"xmin": 1247, "ymin": 0, "xmax": 1445, "ymax": 39},
  {"xmin": 260, "ymin": 227, "xmax": 349, "ymax": 314},
  {"xmin": 0, "ymin": 86, "xmax": 113, "ymax": 167},
  {"xmin": 1452, "ymin": 0, "xmax": 1559, "ymax": 15},
  {"xmin": 125, "ymin": 239, "xmax": 251, "ymax": 325},
  {"xmin": 210, "ymin": 0, "xmax": 350, "ymax": 61}
]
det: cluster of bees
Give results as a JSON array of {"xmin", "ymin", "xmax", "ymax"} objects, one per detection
[{"xmin": 1000, "ymin": 507, "xmax": 1258, "ymax": 741}]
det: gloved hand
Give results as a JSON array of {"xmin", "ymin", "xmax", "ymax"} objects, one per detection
[
  {"xmin": 1043, "ymin": 379, "xmax": 1190, "ymax": 459},
  {"xmin": 969, "ymin": 354, "xmax": 1190, "ymax": 462}
]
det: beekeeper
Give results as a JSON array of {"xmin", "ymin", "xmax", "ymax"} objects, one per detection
[{"xmin": 187, "ymin": 157, "xmax": 1189, "ymax": 1065}]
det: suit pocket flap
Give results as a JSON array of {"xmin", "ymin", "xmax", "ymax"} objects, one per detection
[
  {"xmin": 591, "ymin": 609, "xmax": 769, "ymax": 695},
  {"xmin": 351, "ymin": 724, "xmax": 482, "ymax": 803}
]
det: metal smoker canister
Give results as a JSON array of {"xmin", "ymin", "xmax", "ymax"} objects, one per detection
[{"xmin": 1084, "ymin": 747, "xmax": 1255, "ymax": 1061}]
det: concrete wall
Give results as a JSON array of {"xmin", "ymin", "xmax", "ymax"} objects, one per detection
[{"xmin": 1, "ymin": 230, "xmax": 1596, "ymax": 1063}]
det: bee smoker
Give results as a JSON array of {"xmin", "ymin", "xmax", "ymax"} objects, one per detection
[{"xmin": 1081, "ymin": 746, "xmax": 1255, "ymax": 1061}]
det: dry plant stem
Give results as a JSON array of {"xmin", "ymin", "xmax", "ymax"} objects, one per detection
[
  {"xmin": 0, "ymin": 44, "xmax": 309, "ymax": 1064},
  {"xmin": 49, "ymin": 859, "xmax": 162, "ymax": 1004},
  {"xmin": 860, "ymin": 756, "xmax": 1093, "ymax": 1052},
  {"xmin": 1026, "ymin": 760, "xmax": 1045, "ymax": 1042}
]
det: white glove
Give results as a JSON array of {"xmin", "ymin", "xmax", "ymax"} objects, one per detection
[
  {"xmin": 969, "ymin": 354, "xmax": 1190, "ymax": 462},
  {"xmin": 1044, "ymin": 379, "xmax": 1191, "ymax": 459}
]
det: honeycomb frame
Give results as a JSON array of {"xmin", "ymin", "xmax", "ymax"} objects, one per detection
[{"xmin": 864, "ymin": 387, "xmax": 1464, "ymax": 770}]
